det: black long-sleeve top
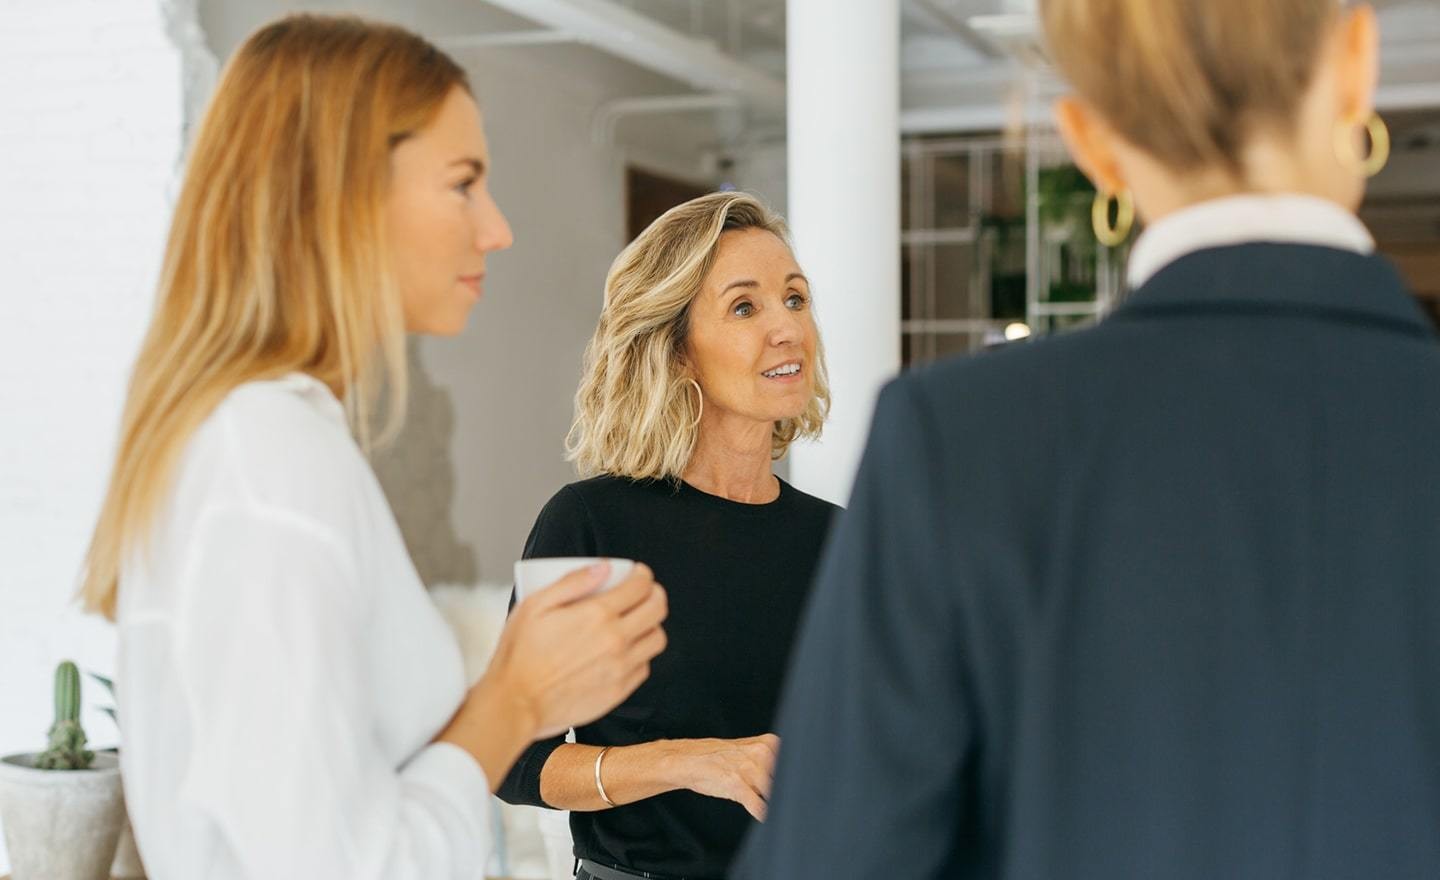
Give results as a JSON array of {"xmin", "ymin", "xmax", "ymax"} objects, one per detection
[{"xmin": 495, "ymin": 474, "xmax": 838, "ymax": 879}]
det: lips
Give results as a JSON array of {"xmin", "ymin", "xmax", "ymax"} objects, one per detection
[{"xmin": 761, "ymin": 361, "xmax": 802, "ymax": 379}]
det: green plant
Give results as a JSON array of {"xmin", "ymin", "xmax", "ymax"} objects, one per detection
[
  {"xmin": 90, "ymin": 672, "xmax": 117, "ymax": 728},
  {"xmin": 34, "ymin": 660, "xmax": 95, "ymax": 770},
  {"xmin": 1037, "ymin": 164, "xmax": 1096, "ymax": 227},
  {"xmin": 978, "ymin": 213, "xmax": 1028, "ymax": 320}
]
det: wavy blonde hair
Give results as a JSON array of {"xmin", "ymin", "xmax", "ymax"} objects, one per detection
[
  {"xmin": 567, "ymin": 192, "xmax": 830, "ymax": 480},
  {"xmin": 80, "ymin": 15, "xmax": 469, "ymax": 619}
]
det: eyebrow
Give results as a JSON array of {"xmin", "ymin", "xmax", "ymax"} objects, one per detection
[
  {"xmin": 450, "ymin": 157, "xmax": 487, "ymax": 175},
  {"xmin": 720, "ymin": 272, "xmax": 809, "ymax": 295}
]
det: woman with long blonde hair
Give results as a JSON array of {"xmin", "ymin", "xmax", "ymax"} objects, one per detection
[
  {"xmin": 496, "ymin": 192, "xmax": 838, "ymax": 880},
  {"xmin": 81, "ymin": 15, "xmax": 666, "ymax": 879}
]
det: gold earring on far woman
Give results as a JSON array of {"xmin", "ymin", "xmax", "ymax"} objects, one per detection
[
  {"xmin": 1093, "ymin": 189, "xmax": 1135, "ymax": 248},
  {"xmin": 687, "ymin": 378, "xmax": 704, "ymax": 429},
  {"xmin": 1334, "ymin": 112, "xmax": 1391, "ymax": 178}
]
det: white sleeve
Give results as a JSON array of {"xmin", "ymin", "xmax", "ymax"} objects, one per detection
[{"xmin": 170, "ymin": 503, "xmax": 492, "ymax": 880}]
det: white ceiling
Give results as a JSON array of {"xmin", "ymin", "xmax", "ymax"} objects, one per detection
[{"xmin": 460, "ymin": 0, "xmax": 1440, "ymax": 135}]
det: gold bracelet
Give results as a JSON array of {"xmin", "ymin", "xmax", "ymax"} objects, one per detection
[{"xmin": 594, "ymin": 746, "xmax": 616, "ymax": 807}]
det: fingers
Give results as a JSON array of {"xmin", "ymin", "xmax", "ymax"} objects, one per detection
[
  {"xmin": 526, "ymin": 561, "xmax": 609, "ymax": 609},
  {"xmin": 594, "ymin": 563, "xmax": 657, "ymax": 614},
  {"xmin": 755, "ymin": 746, "xmax": 777, "ymax": 783},
  {"xmin": 504, "ymin": 560, "xmax": 668, "ymax": 733},
  {"xmin": 606, "ymin": 629, "xmax": 664, "ymax": 712},
  {"xmin": 625, "ymin": 627, "xmax": 667, "ymax": 668},
  {"xmin": 721, "ymin": 741, "xmax": 776, "ymax": 821},
  {"xmin": 737, "ymin": 749, "xmax": 775, "ymax": 801},
  {"xmin": 617, "ymin": 583, "xmax": 668, "ymax": 642},
  {"xmin": 741, "ymin": 796, "xmax": 766, "ymax": 822},
  {"xmin": 601, "ymin": 624, "xmax": 663, "ymax": 714},
  {"xmin": 732, "ymin": 778, "xmax": 768, "ymax": 822}
]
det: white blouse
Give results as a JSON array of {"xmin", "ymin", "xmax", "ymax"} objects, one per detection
[
  {"xmin": 116, "ymin": 373, "xmax": 492, "ymax": 880},
  {"xmin": 1126, "ymin": 193, "xmax": 1375, "ymax": 289}
]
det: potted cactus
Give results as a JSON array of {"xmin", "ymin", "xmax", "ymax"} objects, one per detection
[{"xmin": 0, "ymin": 660, "xmax": 126, "ymax": 880}]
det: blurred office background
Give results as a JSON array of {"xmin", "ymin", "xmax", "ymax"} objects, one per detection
[{"xmin": 2, "ymin": 0, "xmax": 1438, "ymax": 874}]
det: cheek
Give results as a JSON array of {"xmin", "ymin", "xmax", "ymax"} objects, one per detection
[
  {"xmin": 390, "ymin": 199, "xmax": 433, "ymax": 279},
  {"xmin": 399, "ymin": 207, "xmax": 465, "ymax": 296},
  {"xmin": 692, "ymin": 329, "xmax": 750, "ymax": 390},
  {"xmin": 725, "ymin": 330, "xmax": 767, "ymax": 381}
]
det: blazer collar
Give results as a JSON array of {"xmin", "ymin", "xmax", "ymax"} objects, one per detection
[
  {"xmin": 1126, "ymin": 194, "xmax": 1374, "ymax": 289},
  {"xmin": 1114, "ymin": 243, "xmax": 1435, "ymax": 340}
]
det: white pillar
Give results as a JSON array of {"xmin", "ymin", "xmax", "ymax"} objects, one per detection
[{"xmin": 785, "ymin": 0, "xmax": 902, "ymax": 506}]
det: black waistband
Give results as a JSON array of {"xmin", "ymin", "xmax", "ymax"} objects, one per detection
[{"xmin": 578, "ymin": 858, "xmax": 693, "ymax": 880}]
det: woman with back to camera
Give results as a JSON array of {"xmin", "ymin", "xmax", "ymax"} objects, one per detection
[
  {"xmin": 736, "ymin": 1, "xmax": 1440, "ymax": 878},
  {"xmin": 79, "ymin": 15, "xmax": 667, "ymax": 879},
  {"xmin": 496, "ymin": 192, "xmax": 840, "ymax": 880}
]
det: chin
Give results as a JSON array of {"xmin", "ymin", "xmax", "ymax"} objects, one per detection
[
  {"xmin": 413, "ymin": 313, "xmax": 471, "ymax": 337},
  {"xmin": 767, "ymin": 402, "xmax": 811, "ymax": 424}
]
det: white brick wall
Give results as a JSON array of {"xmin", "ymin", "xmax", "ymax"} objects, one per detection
[{"xmin": 0, "ymin": 0, "xmax": 184, "ymax": 870}]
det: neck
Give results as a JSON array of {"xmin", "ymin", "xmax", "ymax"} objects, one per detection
[
  {"xmin": 682, "ymin": 410, "xmax": 778, "ymax": 504},
  {"xmin": 1127, "ymin": 131, "xmax": 1355, "ymax": 226}
]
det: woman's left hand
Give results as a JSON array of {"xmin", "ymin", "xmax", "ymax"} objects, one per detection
[{"xmin": 664, "ymin": 734, "xmax": 781, "ymax": 821}]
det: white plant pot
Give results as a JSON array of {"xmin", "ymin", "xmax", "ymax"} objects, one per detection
[
  {"xmin": 94, "ymin": 751, "xmax": 144, "ymax": 880},
  {"xmin": 0, "ymin": 751, "xmax": 125, "ymax": 880}
]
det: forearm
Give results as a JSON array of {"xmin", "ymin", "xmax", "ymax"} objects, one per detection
[
  {"xmin": 436, "ymin": 672, "xmax": 538, "ymax": 793},
  {"xmin": 539, "ymin": 740, "xmax": 689, "ymax": 811}
]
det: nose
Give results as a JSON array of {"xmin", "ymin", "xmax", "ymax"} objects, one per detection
[
  {"xmin": 473, "ymin": 188, "xmax": 514, "ymax": 254},
  {"xmin": 766, "ymin": 300, "xmax": 803, "ymax": 349}
]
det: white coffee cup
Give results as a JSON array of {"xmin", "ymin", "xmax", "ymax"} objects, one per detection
[{"xmin": 513, "ymin": 557, "xmax": 636, "ymax": 604}]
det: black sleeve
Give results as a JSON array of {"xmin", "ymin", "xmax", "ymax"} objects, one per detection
[
  {"xmin": 732, "ymin": 378, "xmax": 977, "ymax": 878},
  {"xmin": 494, "ymin": 485, "xmax": 599, "ymax": 807}
]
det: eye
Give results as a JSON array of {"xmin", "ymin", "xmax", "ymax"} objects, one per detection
[
  {"xmin": 453, "ymin": 176, "xmax": 477, "ymax": 197},
  {"xmin": 732, "ymin": 300, "xmax": 754, "ymax": 318},
  {"xmin": 785, "ymin": 292, "xmax": 808, "ymax": 310}
]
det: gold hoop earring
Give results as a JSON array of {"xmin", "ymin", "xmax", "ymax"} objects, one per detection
[
  {"xmin": 1333, "ymin": 112, "xmax": 1390, "ymax": 178},
  {"xmin": 1093, "ymin": 189, "xmax": 1134, "ymax": 248},
  {"xmin": 686, "ymin": 378, "xmax": 703, "ymax": 429}
]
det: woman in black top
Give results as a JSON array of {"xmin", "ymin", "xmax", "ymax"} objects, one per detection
[{"xmin": 496, "ymin": 192, "xmax": 838, "ymax": 879}]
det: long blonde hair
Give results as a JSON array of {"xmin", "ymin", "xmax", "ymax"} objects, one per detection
[
  {"xmin": 567, "ymin": 192, "xmax": 830, "ymax": 480},
  {"xmin": 80, "ymin": 15, "xmax": 469, "ymax": 619},
  {"xmin": 1040, "ymin": 0, "xmax": 1341, "ymax": 174}
]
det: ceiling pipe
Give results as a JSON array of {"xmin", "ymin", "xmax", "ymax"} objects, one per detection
[
  {"xmin": 593, "ymin": 93, "xmax": 743, "ymax": 145},
  {"xmin": 480, "ymin": 0, "xmax": 785, "ymax": 113},
  {"xmin": 901, "ymin": 100, "xmax": 1052, "ymax": 135},
  {"xmin": 901, "ymin": 73, "xmax": 1440, "ymax": 136},
  {"xmin": 907, "ymin": 0, "xmax": 1001, "ymax": 59},
  {"xmin": 441, "ymin": 30, "xmax": 579, "ymax": 49}
]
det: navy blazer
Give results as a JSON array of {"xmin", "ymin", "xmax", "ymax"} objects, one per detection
[{"xmin": 735, "ymin": 244, "xmax": 1440, "ymax": 879}]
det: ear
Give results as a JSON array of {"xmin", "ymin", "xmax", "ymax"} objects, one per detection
[
  {"xmin": 1053, "ymin": 97, "xmax": 1127, "ymax": 194},
  {"xmin": 1333, "ymin": 3, "xmax": 1381, "ymax": 123}
]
